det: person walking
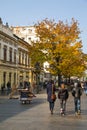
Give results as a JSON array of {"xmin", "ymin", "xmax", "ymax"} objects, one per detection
[
  {"xmin": 72, "ymin": 80, "xmax": 82, "ymax": 115},
  {"xmin": 7, "ymin": 81, "xmax": 11, "ymax": 95},
  {"xmin": 58, "ymin": 82, "xmax": 69, "ymax": 115},
  {"xmin": 9, "ymin": 83, "xmax": 18, "ymax": 99},
  {"xmin": 47, "ymin": 79, "xmax": 56, "ymax": 114}
]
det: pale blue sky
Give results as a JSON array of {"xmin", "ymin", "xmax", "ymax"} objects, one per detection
[{"xmin": 0, "ymin": 0, "xmax": 87, "ymax": 53}]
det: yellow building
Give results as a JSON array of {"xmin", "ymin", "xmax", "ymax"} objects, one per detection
[
  {"xmin": 15, "ymin": 35, "xmax": 33, "ymax": 85},
  {"xmin": 0, "ymin": 19, "xmax": 32, "ymax": 91}
]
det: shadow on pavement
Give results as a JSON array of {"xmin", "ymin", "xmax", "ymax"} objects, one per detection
[{"xmin": 0, "ymin": 94, "xmax": 46, "ymax": 123}]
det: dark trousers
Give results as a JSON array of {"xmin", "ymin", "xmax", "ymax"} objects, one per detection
[
  {"xmin": 49, "ymin": 101, "xmax": 54, "ymax": 111},
  {"xmin": 60, "ymin": 99, "xmax": 66, "ymax": 112}
]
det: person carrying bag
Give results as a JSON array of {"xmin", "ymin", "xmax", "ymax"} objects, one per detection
[{"xmin": 47, "ymin": 79, "xmax": 56, "ymax": 114}]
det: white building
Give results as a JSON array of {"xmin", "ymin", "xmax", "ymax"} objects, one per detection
[
  {"xmin": 11, "ymin": 26, "xmax": 37, "ymax": 45},
  {"xmin": 11, "ymin": 25, "xmax": 51, "ymax": 81}
]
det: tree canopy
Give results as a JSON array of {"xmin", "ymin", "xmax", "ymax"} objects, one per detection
[{"xmin": 28, "ymin": 18, "xmax": 87, "ymax": 79}]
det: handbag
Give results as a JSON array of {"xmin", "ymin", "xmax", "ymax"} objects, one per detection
[
  {"xmin": 51, "ymin": 85, "xmax": 56, "ymax": 101},
  {"xmin": 51, "ymin": 94, "xmax": 56, "ymax": 100}
]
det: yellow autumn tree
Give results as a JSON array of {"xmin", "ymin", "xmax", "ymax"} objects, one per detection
[
  {"xmin": 29, "ymin": 18, "xmax": 86, "ymax": 86},
  {"xmin": 28, "ymin": 42, "xmax": 46, "ymax": 67}
]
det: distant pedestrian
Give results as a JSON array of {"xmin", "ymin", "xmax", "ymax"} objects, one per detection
[
  {"xmin": 9, "ymin": 83, "xmax": 18, "ymax": 99},
  {"xmin": 58, "ymin": 82, "xmax": 69, "ymax": 115},
  {"xmin": 1, "ymin": 83, "xmax": 5, "ymax": 94},
  {"xmin": 47, "ymin": 79, "xmax": 56, "ymax": 114},
  {"xmin": 72, "ymin": 81, "xmax": 82, "ymax": 115},
  {"xmin": 7, "ymin": 81, "xmax": 11, "ymax": 95}
]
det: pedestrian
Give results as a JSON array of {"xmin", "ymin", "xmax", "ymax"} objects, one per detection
[
  {"xmin": 84, "ymin": 80, "xmax": 87, "ymax": 95},
  {"xmin": 7, "ymin": 81, "xmax": 11, "ymax": 95},
  {"xmin": 9, "ymin": 83, "xmax": 18, "ymax": 99},
  {"xmin": 47, "ymin": 79, "xmax": 56, "ymax": 114},
  {"xmin": 1, "ymin": 83, "xmax": 5, "ymax": 94},
  {"xmin": 58, "ymin": 82, "xmax": 69, "ymax": 115},
  {"xmin": 72, "ymin": 80, "xmax": 82, "ymax": 115}
]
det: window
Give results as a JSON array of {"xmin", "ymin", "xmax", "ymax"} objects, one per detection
[
  {"xmin": 3, "ymin": 72, "xmax": 6, "ymax": 87},
  {"xmin": 9, "ymin": 47, "xmax": 12, "ymax": 62},
  {"xmin": 19, "ymin": 52, "xmax": 21, "ymax": 64},
  {"xmin": 9, "ymin": 72, "xmax": 11, "ymax": 83},
  {"xmin": 28, "ymin": 29, "xmax": 32, "ymax": 33},
  {"xmin": 14, "ymin": 73, "xmax": 16, "ymax": 83},
  {"xmin": 28, "ymin": 37, "xmax": 31, "ymax": 40},
  {"xmin": 22, "ymin": 53, "xmax": 24, "ymax": 64},
  {"xmin": 25, "ymin": 54, "xmax": 27, "ymax": 65},
  {"xmin": 3, "ymin": 45, "xmax": 7, "ymax": 61},
  {"xmin": 14, "ymin": 50, "xmax": 16, "ymax": 64}
]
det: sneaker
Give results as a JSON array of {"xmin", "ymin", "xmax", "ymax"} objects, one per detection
[
  {"xmin": 60, "ymin": 108, "xmax": 65, "ymax": 115},
  {"xmin": 60, "ymin": 108, "xmax": 63, "ymax": 114},
  {"xmin": 62, "ymin": 113, "xmax": 65, "ymax": 116}
]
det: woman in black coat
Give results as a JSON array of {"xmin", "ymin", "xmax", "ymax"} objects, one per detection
[{"xmin": 47, "ymin": 80, "xmax": 56, "ymax": 114}]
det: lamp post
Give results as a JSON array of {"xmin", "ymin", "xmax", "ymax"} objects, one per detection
[{"xmin": 35, "ymin": 62, "xmax": 40, "ymax": 93}]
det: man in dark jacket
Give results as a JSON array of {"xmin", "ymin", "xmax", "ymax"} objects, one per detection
[
  {"xmin": 58, "ymin": 82, "xmax": 69, "ymax": 115},
  {"xmin": 72, "ymin": 81, "xmax": 82, "ymax": 115}
]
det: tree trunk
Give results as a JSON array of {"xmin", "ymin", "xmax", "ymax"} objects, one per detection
[{"xmin": 58, "ymin": 74, "xmax": 61, "ymax": 87}]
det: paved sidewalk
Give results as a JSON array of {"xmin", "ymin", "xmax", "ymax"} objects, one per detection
[{"xmin": 0, "ymin": 91, "xmax": 87, "ymax": 130}]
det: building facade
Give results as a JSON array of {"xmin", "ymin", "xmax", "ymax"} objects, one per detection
[
  {"xmin": 15, "ymin": 36, "xmax": 34, "ymax": 86},
  {"xmin": 11, "ymin": 26, "xmax": 51, "ymax": 82},
  {"xmin": 11, "ymin": 26, "xmax": 37, "ymax": 45},
  {"xmin": 0, "ymin": 19, "xmax": 31, "ymax": 90},
  {"xmin": 0, "ymin": 22, "xmax": 18, "ymax": 89}
]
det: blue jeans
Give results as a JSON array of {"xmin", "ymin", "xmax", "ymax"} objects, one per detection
[
  {"xmin": 74, "ymin": 98, "xmax": 81, "ymax": 112},
  {"xmin": 49, "ymin": 101, "xmax": 54, "ymax": 111}
]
